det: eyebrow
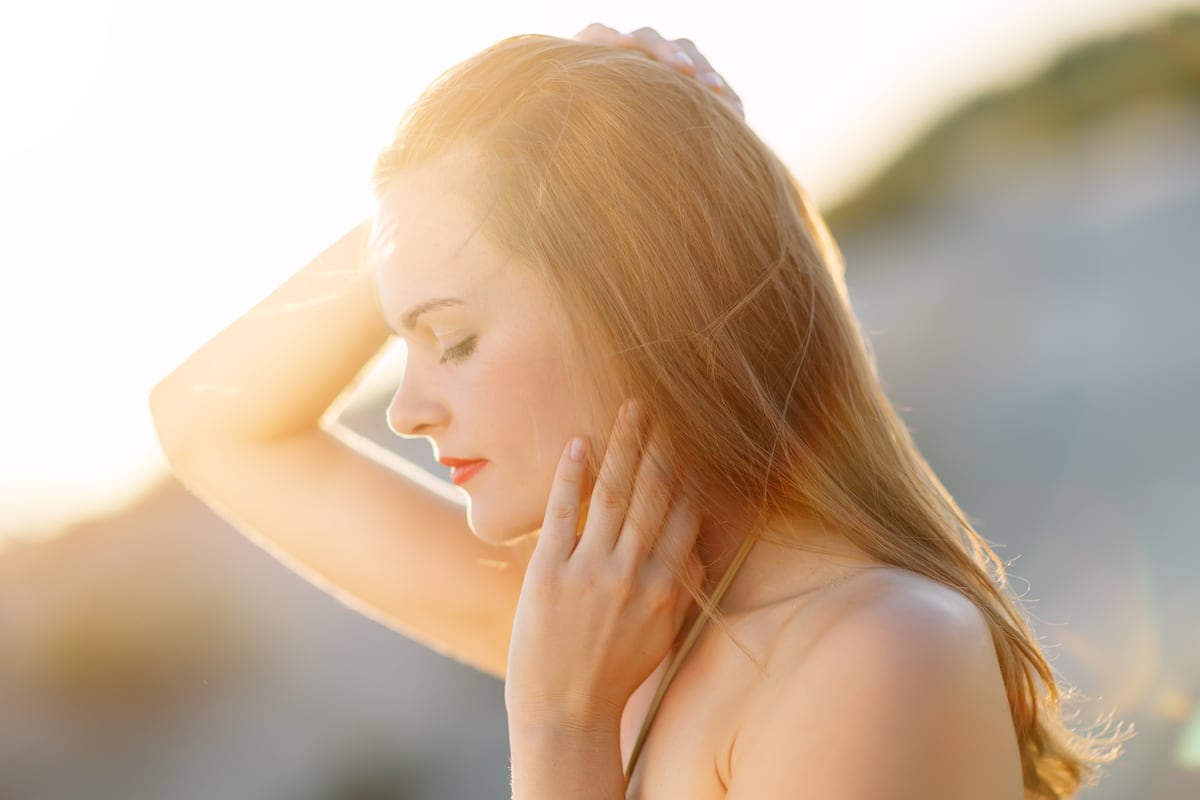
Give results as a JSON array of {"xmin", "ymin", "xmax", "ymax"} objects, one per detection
[{"xmin": 399, "ymin": 297, "xmax": 465, "ymax": 332}]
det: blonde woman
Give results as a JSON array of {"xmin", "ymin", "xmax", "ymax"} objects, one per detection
[{"xmin": 151, "ymin": 24, "xmax": 1121, "ymax": 799}]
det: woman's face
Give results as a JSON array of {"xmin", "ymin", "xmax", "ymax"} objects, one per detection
[{"xmin": 370, "ymin": 155, "xmax": 616, "ymax": 545}]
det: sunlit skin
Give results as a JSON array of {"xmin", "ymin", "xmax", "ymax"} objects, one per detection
[
  {"xmin": 371, "ymin": 155, "xmax": 610, "ymax": 546},
  {"xmin": 150, "ymin": 23, "xmax": 1026, "ymax": 800},
  {"xmin": 371, "ymin": 22, "xmax": 746, "ymax": 550},
  {"xmin": 368, "ymin": 48, "xmax": 1023, "ymax": 794}
]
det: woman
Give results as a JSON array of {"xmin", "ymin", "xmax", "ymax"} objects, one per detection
[{"xmin": 150, "ymin": 24, "xmax": 1122, "ymax": 799}]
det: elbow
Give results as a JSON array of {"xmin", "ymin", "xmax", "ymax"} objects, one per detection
[
  {"xmin": 149, "ymin": 381, "xmax": 188, "ymax": 465},
  {"xmin": 148, "ymin": 378, "xmax": 212, "ymax": 466}
]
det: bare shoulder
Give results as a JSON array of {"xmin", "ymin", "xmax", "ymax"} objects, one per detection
[
  {"xmin": 816, "ymin": 566, "xmax": 995, "ymax": 663},
  {"xmin": 726, "ymin": 567, "xmax": 1024, "ymax": 799}
]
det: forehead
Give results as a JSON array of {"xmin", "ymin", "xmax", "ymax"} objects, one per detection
[{"xmin": 369, "ymin": 161, "xmax": 510, "ymax": 323}]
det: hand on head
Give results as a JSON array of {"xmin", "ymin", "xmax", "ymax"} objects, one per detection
[{"xmin": 575, "ymin": 23, "xmax": 744, "ymax": 118}]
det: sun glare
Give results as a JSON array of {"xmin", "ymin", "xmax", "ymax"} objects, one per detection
[{"xmin": 1, "ymin": 0, "xmax": 1185, "ymax": 541}]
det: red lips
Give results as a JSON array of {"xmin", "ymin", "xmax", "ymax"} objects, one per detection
[
  {"xmin": 438, "ymin": 457, "xmax": 488, "ymax": 486},
  {"xmin": 438, "ymin": 457, "xmax": 484, "ymax": 467}
]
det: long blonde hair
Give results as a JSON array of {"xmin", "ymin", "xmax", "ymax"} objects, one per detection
[{"xmin": 370, "ymin": 34, "xmax": 1124, "ymax": 798}]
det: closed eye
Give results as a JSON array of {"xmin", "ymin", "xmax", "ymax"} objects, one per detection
[{"xmin": 440, "ymin": 335, "xmax": 478, "ymax": 365}]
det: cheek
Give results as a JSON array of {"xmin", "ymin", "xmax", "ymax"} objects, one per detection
[
  {"xmin": 463, "ymin": 353, "xmax": 578, "ymax": 540},
  {"xmin": 470, "ymin": 349, "xmax": 572, "ymax": 461},
  {"xmin": 469, "ymin": 316, "xmax": 608, "ymax": 484},
  {"xmin": 527, "ymin": 357, "xmax": 580, "ymax": 470}
]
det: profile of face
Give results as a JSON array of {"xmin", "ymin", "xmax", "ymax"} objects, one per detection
[{"xmin": 370, "ymin": 153, "xmax": 615, "ymax": 545}]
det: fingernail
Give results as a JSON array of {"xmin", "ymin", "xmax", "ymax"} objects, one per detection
[
  {"xmin": 623, "ymin": 398, "xmax": 642, "ymax": 424},
  {"xmin": 670, "ymin": 51, "xmax": 694, "ymax": 68},
  {"xmin": 569, "ymin": 436, "xmax": 587, "ymax": 461},
  {"xmin": 699, "ymin": 71, "xmax": 724, "ymax": 89}
]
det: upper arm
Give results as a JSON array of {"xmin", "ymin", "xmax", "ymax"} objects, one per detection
[
  {"xmin": 149, "ymin": 216, "xmax": 532, "ymax": 679},
  {"xmin": 726, "ymin": 580, "xmax": 1023, "ymax": 799},
  {"xmin": 168, "ymin": 426, "xmax": 532, "ymax": 679}
]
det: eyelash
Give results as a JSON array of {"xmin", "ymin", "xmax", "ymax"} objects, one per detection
[{"xmin": 439, "ymin": 335, "xmax": 478, "ymax": 365}]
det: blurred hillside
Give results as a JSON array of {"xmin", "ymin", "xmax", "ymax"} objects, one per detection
[
  {"xmin": 0, "ymin": 436, "xmax": 510, "ymax": 800},
  {"xmin": 829, "ymin": 10, "xmax": 1200, "ymax": 229},
  {"xmin": 825, "ymin": 10, "xmax": 1200, "ymax": 798},
  {"xmin": 2, "ymin": 10, "xmax": 1198, "ymax": 800}
]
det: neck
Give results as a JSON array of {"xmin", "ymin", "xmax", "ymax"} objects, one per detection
[{"xmin": 692, "ymin": 502, "xmax": 875, "ymax": 618}]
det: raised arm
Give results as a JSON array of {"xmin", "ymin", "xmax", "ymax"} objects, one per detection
[
  {"xmin": 149, "ymin": 25, "xmax": 743, "ymax": 683},
  {"xmin": 150, "ymin": 218, "xmax": 530, "ymax": 678}
]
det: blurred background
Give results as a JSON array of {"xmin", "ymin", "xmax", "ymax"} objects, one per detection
[{"xmin": 1, "ymin": 1, "xmax": 1197, "ymax": 797}]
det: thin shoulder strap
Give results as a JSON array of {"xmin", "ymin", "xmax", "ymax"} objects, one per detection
[{"xmin": 623, "ymin": 533, "xmax": 758, "ymax": 788}]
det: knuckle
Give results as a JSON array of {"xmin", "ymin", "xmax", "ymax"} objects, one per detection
[
  {"xmin": 547, "ymin": 501, "xmax": 575, "ymax": 521},
  {"xmin": 597, "ymin": 561, "xmax": 633, "ymax": 591},
  {"xmin": 595, "ymin": 483, "xmax": 625, "ymax": 512},
  {"xmin": 631, "ymin": 26, "xmax": 660, "ymax": 38},
  {"xmin": 643, "ymin": 573, "xmax": 679, "ymax": 608},
  {"xmin": 624, "ymin": 516, "xmax": 654, "ymax": 546},
  {"xmin": 649, "ymin": 492, "xmax": 674, "ymax": 519},
  {"xmin": 673, "ymin": 37, "xmax": 695, "ymax": 48},
  {"xmin": 557, "ymin": 466, "xmax": 583, "ymax": 487},
  {"xmin": 647, "ymin": 451, "xmax": 675, "ymax": 484},
  {"xmin": 642, "ymin": 477, "xmax": 674, "ymax": 513}
]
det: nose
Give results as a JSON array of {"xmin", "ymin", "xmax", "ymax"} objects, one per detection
[{"xmin": 386, "ymin": 358, "xmax": 449, "ymax": 439}]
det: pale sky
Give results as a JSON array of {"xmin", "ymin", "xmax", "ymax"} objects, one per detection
[{"xmin": 0, "ymin": 0, "xmax": 1192, "ymax": 541}]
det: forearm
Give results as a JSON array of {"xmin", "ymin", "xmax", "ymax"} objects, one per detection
[
  {"xmin": 508, "ymin": 715, "xmax": 626, "ymax": 800},
  {"xmin": 150, "ymin": 217, "xmax": 389, "ymax": 452}
]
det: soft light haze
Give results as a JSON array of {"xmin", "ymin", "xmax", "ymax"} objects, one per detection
[{"xmin": 0, "ymin": 0, "xmax": 1191, "ymax": 540}]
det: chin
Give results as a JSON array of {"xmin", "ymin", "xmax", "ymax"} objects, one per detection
[{"xmin": 465, "ymin": 500, "xmax": 543, "ymax": 547}]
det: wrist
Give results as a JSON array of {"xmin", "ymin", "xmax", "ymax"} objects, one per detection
[
  {"xmin": 508, "ymin": 714, "xmax": 623, "ymax": 741},
  {"xmin": 506, "ymin": 692, "xmax": 624, "ymax": 736},
  {"xmin": 508, "ymin": 715, "xmax": 625, "ymax": 800}
]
